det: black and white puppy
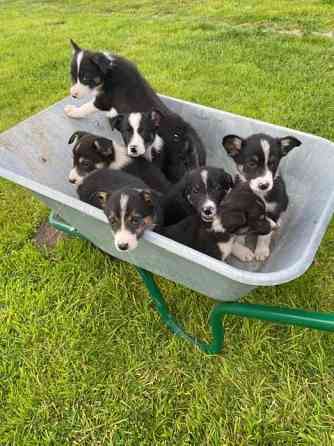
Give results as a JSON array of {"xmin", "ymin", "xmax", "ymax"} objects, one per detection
[
  {"xmin": 222, "ymin": 133, "xmax": 301, "ymax": 261},
  {"xmin": 77, "ymin": 169, "xmax": 163, "ymax": 252},
  {"xmin": 65, "ymin": 41, "xmax": 206, "ymax": 182},
  {"xmin": 109, "ymin": 110, "xmax": 164, "ymax": 162},
  {"xmin": 110, "ymin": 109, "xmax": 207, "ymax": 182},
  {"xmin": 162, "ymin": 182, "xmax": 277, "ymax": 262},
  {"xmin": 163, "ymin": 166, "xmax": 234, "ymax": 226},
  {"xmin": 68, "ymin": 131, "xmax": 170, "ymax": 194},
  {"xmin": 65, "ymin": 40, "xmax": 170, "ymax": 119}
]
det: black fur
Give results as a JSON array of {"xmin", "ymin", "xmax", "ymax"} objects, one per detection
[
  {"xmin": 163, "ymin": 167, "xmax": 233, "ymax": 226},
  {"xmin": 68, "ymin": 131, "xmax": 171, "ymax": 194},
  {"xmin": 69, "ymin": 41, "xmax": 206, "ymax": 182}
]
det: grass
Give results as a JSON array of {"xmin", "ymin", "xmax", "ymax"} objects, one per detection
[{"xmin": 1, "ymin": 0, "xmax": 334, "ymax": 444}]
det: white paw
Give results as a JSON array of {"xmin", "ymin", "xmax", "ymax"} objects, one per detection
[
  {"xmin": 238, "ymin": 247, "xmax": 254, "ymax": 262},
  {"xmin": 255, "ymin": 247, "xmax": 270, "ymax": 261},
  {"xmin": 221, "ymin": 251, "xmax": 231, "ymax": 261},
  {"xmin": 64, "ymin": 105, "xmax": 81, "ymax": 118}
]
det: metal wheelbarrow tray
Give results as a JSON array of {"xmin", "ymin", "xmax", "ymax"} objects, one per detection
[{"xmin": 1, "ymin": 95, "xmax": 334, "ymax": 353}]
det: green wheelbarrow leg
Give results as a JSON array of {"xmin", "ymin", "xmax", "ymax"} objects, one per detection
[
  {"xmin": 48, "ymin": 212, "xmax": 334, "ymax": 355},
  {"xmin": 136, "ymin": 268, "xmax": 334, "ymax": 354}
]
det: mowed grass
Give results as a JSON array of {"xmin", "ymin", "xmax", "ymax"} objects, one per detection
[{"xmin": 1, "ymin": 0, "xmax": 334, "ymax": 444}]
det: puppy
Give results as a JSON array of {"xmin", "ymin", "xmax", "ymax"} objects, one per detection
[
  {"xmin": 163, "ymin": 167, "xmax": 233, "ymax": 226},
  {"xmin": 109, "ymin": 110, "xmax": 164, "ymax": 164},
  {"xmin": 65, "ymin": 41, "xmax": 206, "ymax": 182},
  {"xmin": 222, "ymin": 132, "xmax": 301, "ymax": 261},
  {"xmin": 162, "ymin": 182, "xmax": 276, "ymax": 262},
  {"xmin": 110, "ymin": 110, "xmax": 207, "ymax": 183},
  {"xmin": 77, "ymin": 169, "xmax": 163, "ymax": 252},
  {"xmin": 68, "ymin": 131, "xmax": 170, "ymax": 193}
]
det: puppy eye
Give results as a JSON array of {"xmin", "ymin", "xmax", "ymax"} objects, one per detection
[
  {"xmin": 247, "ymin": 160, "xmax": 257, "ymax": 169},
  {"xmin": 173, "ymin": 133, "xmax": 182, "ymax": 142},
  {"xmin": 268, "ymin": 160, "xmax": 276, "ymax": 169},
  {"xmin": 192, "ymin": 186, "xmax": 199, "ymax": 194},
  {"xmin": 130, "ymin": 216, "xmax": 141, "ymax": 225},
  {"xmin": 80, "ymin": 160, "xmax": 91, "ymax": 168},
  {"xmin": 213, "ymin": 183, "xmax": 221, "ymax": 191},
  {"xmin": 110, "ymin": 216, "xmax": 118, "ymax": 226}
]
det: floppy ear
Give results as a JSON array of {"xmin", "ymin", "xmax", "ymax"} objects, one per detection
[
  {"xmin": 93, "ymin": 139, "xmax": 114, "ymax": 157},
  {"xmin": 68, "ymin": 131, "xmax": 89, "ymax": 145},
  {"xmin": 222, "ymin": 211, "xmax": 247, "ymax": 232},
  {"xmin": 109, "ymin": 114, "xmax": 124, "ymax": 131},
  {"xmin": 141, "ymin": 190, "xmax": 152, "ymax": 204},
  {"xmin": 150, "ymin": 109, "xmax": 163, "ymax": 128},
  {"xmin": 220, "ymin": 172, "xmax": 234, "ymax": 190},
  {"xmin": 222, "ymin": 135, "xmax": 244, "ymax": 158},
  {"xmin": 70, "ymin": 39, "xmax": 81, "ymax": 53},
  {"xmin": 96, "ymin": 191, "xmax": 110, "ymax": 208},
  {"xmin": 91, "ymin": 53, "xmax": 111, "ymax": 74},
  {"xmin": 278, "ymin": 136, "xmax": 302, "ymax": 156}
]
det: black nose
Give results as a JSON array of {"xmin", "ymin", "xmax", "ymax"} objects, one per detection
[
  {"xmin": 69, "ymin": 178, "xmax": 76, "ymax": 184},
  {"xmin": 259, "ymin": 182, "xmax": 269, "ymax": 190},
  {"xmin": 71, "ymin": 94, "xmax": 78, "ymax": 99},
  {"xmin": 118, "ymin": 242, "xmax": 129, "ymax": 251},
  {"xmin": 129, "ymin": 146, "xmax": 137, "ymax": 154},
  {"xmin": 203, "ymin": 206, "xmax": 214, "ymax": 216}
]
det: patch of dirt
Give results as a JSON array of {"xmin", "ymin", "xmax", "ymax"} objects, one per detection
[{"xmin": 34, "ymin": 222, "xmax": 66, "ymax": 250}]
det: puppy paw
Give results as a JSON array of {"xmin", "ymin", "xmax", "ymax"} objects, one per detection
[
  {"xmin": 254, "ymin": 246, "xmax": 270, "ymax": 261},
  {"xmin": 64, "ymin": 105, "xmax": 82, "ymax": 118},
  {"xmin": 232, "ymin": 243, "xmax": 254, "ymax": 262}
]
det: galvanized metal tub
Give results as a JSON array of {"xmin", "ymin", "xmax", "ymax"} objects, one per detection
[{"xmin": 1, "ymin": 96, "xmax": 334, "ymax": 302}]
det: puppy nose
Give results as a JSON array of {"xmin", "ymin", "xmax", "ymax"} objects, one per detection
[
  {"xmin": 117, "ymin": 242, "xmax": 129, "ymax": 251},
  {"xmin": 259, "ymin": 182, "xmax": 270, "ymax": 190},
  {"xmin": 203, "ymin": 206, "xmax": 215, "ymax": 216},
  {"xmin": 71, "ymin": 93, "xmax": 78, "ymax": 98},
  {"xmin": 69, "ymin": 178, "xmax": 76, "ymax": 184},
  {"xmin": 129, "ymin": 146, "xmax": 138, "ymax": 155}
]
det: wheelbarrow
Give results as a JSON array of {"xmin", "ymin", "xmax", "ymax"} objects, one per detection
[{"xmin": 1, "ymin": 95, "xmax": 334, "ymax": 354}]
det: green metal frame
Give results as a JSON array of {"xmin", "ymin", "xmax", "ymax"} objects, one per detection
[{"xmin": 49, "ymin": 211, "xmax": 334, "ymax": 354}]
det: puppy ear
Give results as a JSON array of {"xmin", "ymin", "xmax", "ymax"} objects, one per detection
[
  {"xmin": 96, "ymin": 191, "xmax": 110, "ymax": 207},
  {"xmin": 93, "ymin": 139, "xmax": 114, "ymax": 157},
  {"xmin": 222, "ymin": 135, "xmax": 244, "ymax": 158},
  {"xmin": 150, "ymin": 109, "xmax": 163, "ymax": 128},
  {"xmin": 220, "ymin": 172, "xmax": 234, "ymax": 190},
  {"xmin": 109, "ymin": 114, "xmax": 124, "ymax": 131},
  {"xmin": 70, "ymin": 39, "xmax": 81, "ymax": 53},
  {"xmin": 141, "ymin": 190, "xmax": 153, "ymax": 205},
  {"xmin": 91, "ymin": 53, "xmax": 111, "ymax": 74},
  {"xmin": 278, "ymin": 136, "xmax": 302, "ymax": 156},
  {"xmin": 223, "ymin": 211, "xmax": 247, "ymax": 231},
  {"xmin": 68, "ymin": 131, "xmax": 88, "ymax": 145}
]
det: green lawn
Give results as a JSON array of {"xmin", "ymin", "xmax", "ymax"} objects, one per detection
[{"xmin": 1, "ymin": 1, "xmax": 334, "ymax": 444}]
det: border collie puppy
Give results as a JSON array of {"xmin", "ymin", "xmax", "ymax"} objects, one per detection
[
  {"xmin": 109, "ymin": 110, "xmax": 164, "ymax": 162},
  {"xmin": 222, "ymin": 133, "xmax": 301, "ymax": 261},
  {"xmin": 65, "ymin": 41, "xmax": 206, "ymax": 182},
  {"xmin": 110, "ymin": 110, "xmax": 207, "ymax": 182},
  {"xmin": 68, "ymin": 131, "xmax": 170, "ymax": 194},
  {"xmin": 162, "ymin": 182, "xmax": 277, "ymax": 262},
  {"xmin": 163, "ymin": 167, "xmax": 233, "ymax": 226},
  {"xmin": 77, "ymin": 169, "xmax": 163, "ymax": 252}
]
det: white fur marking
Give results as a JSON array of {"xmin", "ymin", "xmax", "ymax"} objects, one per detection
[
  {"xmin": 218, "ymin": 238, "xmax": 234, "ymax": 260},
  {"xmin": 68, "ymin": 167, "xmax": 83, "ymax": 186},
  {"xmin": 128, "ymin": 113, "xmax": 146, "ymax": 157},
  {"xmin": 144, "ymin": 134, "xmax": 164, "ymax": 162},
  {"xmin": 231, "ymin": 242, "xmax": 254, "ymax": 262},
  {"xmin": 107, "ymin": 108, "xmax": 118, "ymax": 118},
  {"xmin": 201, "ymin": 169, "xmax": 208, "ymax": 191},
  {"xmin": 109, "ymin": 143, "xmax": 130, "ymax": 170},
  {"xmin": 64, "ymin": 101, "xmax": 98, "ymax": 119},
  {"xmin": 212, "ymin": 217, "xmax": 225, "ymax": 233},
  {"xmin": 255, "ymin": 233, "xmax": 272, "ymax": 261}
]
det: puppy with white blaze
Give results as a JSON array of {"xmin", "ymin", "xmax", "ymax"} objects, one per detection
[
  {"xmin": 68, "ymin": 130, "xmax": 170, "ymax": 193},
  {"xmin": 65, "ymin": 40, "xmax": 206, "ymax": 182},
  {"xmin": 77, "ymin": 169, "xmax": 164, "ymax": 252},
  {"xmin": 162, "ymin": 182, "xmax": 277, "ymax": 262},
  {"xmin": 222, "ymin": 132, "xmax": 301, "ymax": 261}
]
